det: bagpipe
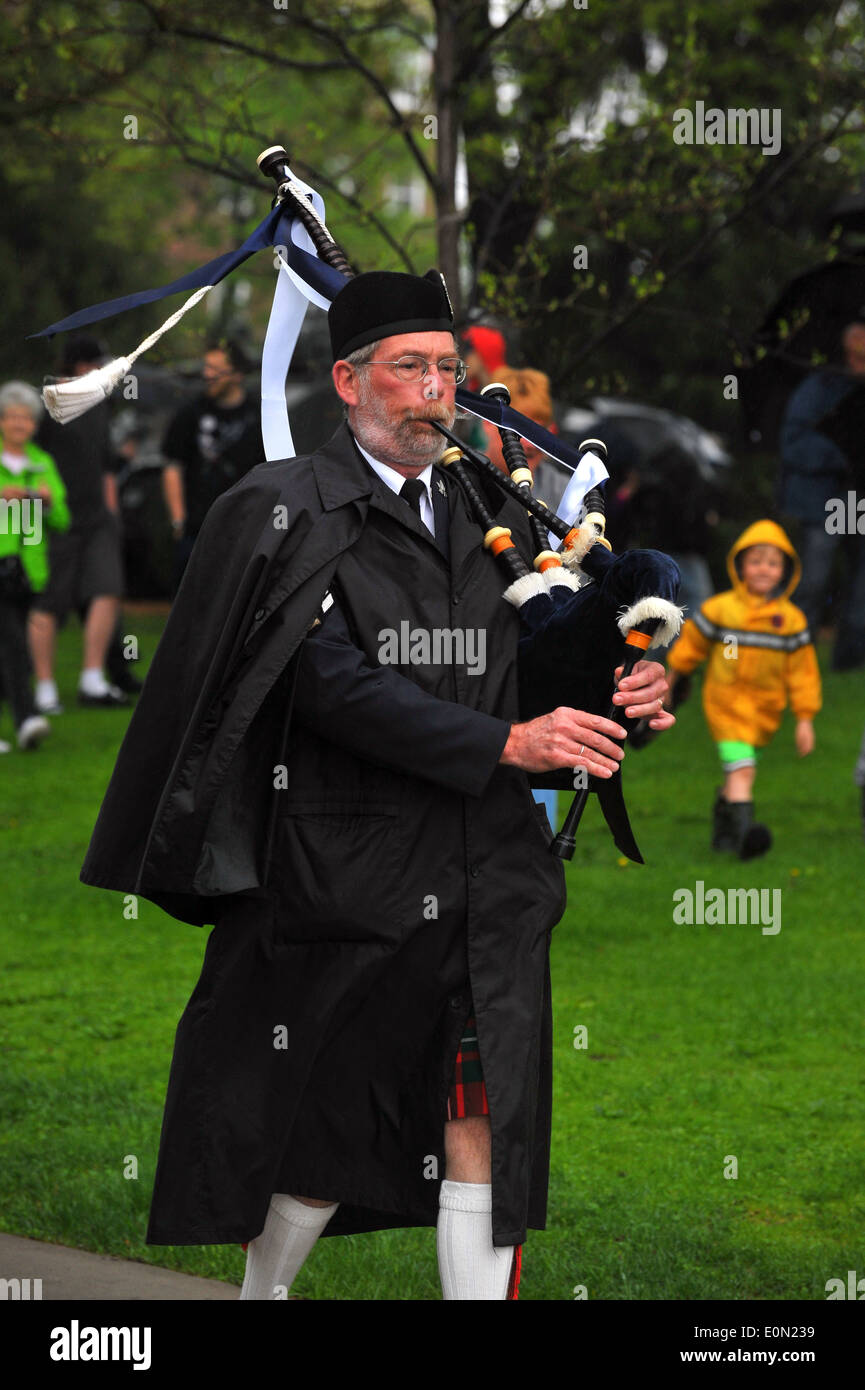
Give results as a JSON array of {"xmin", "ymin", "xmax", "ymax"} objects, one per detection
[
  {"xmin": 253, "ymin": 145, "xmax": 682, "ymax": 863},
  {"xmin": 32, "ymin": 140, "xmax": 683, "ymax": 863}
]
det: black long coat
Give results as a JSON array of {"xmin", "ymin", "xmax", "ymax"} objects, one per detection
[{"xmin": 80, "ymin": 423, "xmax": 568, "ymax": 1248}]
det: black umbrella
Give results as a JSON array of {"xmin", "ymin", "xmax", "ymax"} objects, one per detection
[
  {"xmin": 740, "ymin": 258, "xmax": 865, "ymax": 450},
  {"xmin": 558, "ymin": 397, "xmax": 730, "ymax": 485}
]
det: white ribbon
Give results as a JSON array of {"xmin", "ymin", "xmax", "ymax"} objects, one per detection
[
  {"xmin": 260, "ymin": 170, "xmax": 330, "ymax": 461},
  {"xmin": 549, "ymin": 448, "xmax": 609, "ymax": 545}
]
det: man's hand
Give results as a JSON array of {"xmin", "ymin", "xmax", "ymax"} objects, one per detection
[
  {"xmin": 500, "ymin": 708, "xmax": 627, "ymax": 778},
  {"xmin": 612, "ymin": 659, "xmax": 676, "ymax": 732},
  {"xmin": 501, "ymin": 661, "xmax": 676, "ymax": 776}
]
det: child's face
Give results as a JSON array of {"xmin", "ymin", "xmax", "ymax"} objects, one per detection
[{"xmin": 740, "ymin": 544, "xmax": 785, "ymax": 596}]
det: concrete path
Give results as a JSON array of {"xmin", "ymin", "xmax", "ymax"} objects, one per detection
[{"xmin": 0, "ymin": 1232, "xmax": 238, "ymax": 1300}]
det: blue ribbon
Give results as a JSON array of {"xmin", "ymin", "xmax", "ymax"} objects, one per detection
[
  {"xmin": 451, "ymin": 388, "xmax": 592, "ymax": 476},
  {"xmin": 29, "ymin": 206, "xmax": 285, "ymax": 338},
  {"xmin": 274, "ymin": 212, "xmax": 347, "ymax": 301},
  {"xmin": 29, "ymin": 211, "xmax": 596, "ymax": 478}
]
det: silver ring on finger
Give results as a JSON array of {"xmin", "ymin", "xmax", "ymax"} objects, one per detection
[{"xmin": 579, "ymin": 744, "xmax": 585, "ymax": 758}]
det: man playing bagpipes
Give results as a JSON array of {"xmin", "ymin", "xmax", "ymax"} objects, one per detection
[
  {"xmin": 73, "ymin": 263, "xmax": 678, "ymax": 1300},
  {"xmin": 29, "ymin": 142, "xmax": 683, "ymax": 1298}
]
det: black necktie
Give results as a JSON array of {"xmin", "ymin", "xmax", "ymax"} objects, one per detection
[{"xmin": 399, "ymin": 478, "xmax": 426, "ymax": 520}]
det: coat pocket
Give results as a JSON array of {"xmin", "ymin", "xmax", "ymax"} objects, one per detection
[
  {"xmin": 531, "ymin": 798, "xmax": 554, "ymax": 846},
  {"xmin": 270, "ymin": 800, "xmax": 405, "ymax": 943},
  {"xmin": 528, "ymin": 798, "xmax": 568, "ymax": 929}
]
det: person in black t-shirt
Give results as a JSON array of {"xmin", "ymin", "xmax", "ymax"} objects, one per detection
[{"xmin": 162, "ymin": 339, "xmax": 264, "ymax": 593}]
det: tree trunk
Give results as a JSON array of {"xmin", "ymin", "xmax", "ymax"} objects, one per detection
[{"xmin": 434, "ymin": 0, "xmax": 462, "ymax": 320}]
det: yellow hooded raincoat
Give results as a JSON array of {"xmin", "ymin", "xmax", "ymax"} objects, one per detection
[{"xmin": 667, "ymin": 520, "xmax": 821, "ymax": 746}]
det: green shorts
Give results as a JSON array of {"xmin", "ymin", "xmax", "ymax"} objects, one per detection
[{"xmin": 717, "ymin": 740, "xmax": 762, "ymax": 771}]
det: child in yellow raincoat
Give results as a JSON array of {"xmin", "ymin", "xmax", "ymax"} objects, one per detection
[{"xmin": 665, "ymin": 519, "xmax": 821, "ymax": 857}]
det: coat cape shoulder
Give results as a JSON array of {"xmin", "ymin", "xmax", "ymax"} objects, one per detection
[{"xmin": 79, "ymin": 424, "xmax": 376, "ymax": 925}]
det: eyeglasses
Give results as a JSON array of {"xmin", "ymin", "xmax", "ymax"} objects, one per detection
[{"xmin": 356, "ymin": 355, "xmax": 467, "ymax": 384}]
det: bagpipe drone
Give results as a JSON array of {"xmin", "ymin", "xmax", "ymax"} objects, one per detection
[{"xmin": 31, "ymin": 140, "xmax": 683, "ymax": 863}]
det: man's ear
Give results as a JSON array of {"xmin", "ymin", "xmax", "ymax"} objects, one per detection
[{"xmin": 332, "ymin": 360, "xmax": 361, "ymax": 407}]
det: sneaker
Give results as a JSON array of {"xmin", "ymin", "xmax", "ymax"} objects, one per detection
[
  {"xmin": 0, "ymin": 738, "xmax": 11, "ymax": 754},
  {"xmin": 35, "ymin": 693, "xmax": 64, "ymax": 715},
  {"xmin": 77, "ymin": 685, "xmax": 130, "ymax": 708},
  {"xmin": 17, "ymin": 715, "xmax": 51, "ymax": 750}
]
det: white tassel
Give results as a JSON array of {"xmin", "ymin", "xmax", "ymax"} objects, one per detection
[
  {"xmin": 560, "ymin": 522, "xmax": 603, "ymax": 570},
  {"xmin": 42, "ymin": 357, "xmax": 133, "ymax": 422},
  {"xmin": 42, "ymin": 284, "xmax": 214, "ymax": 424},
  {"xmin": 543, "ymin": 567, "xmax": 582, "ymax": 592},
  {"xmin": 502, "ymin": 572, "xmax": 549, "ymax": 609},
  {"xmin": 617, "ymin": 596, "xmax": 684, "ymax": 648}
]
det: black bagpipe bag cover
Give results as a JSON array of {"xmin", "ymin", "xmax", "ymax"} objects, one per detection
[{"xmin": 517, "ymin": 547, "xmax": 681, "ymax": 792}]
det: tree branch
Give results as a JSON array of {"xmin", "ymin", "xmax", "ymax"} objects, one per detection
[
  {"xmin": 454, "ymin": 0, "xmax": 534, "ymax": 86},
  {"xmin": 571, "ymin": 106, "xmax": 858, "ymax": 367},
  {"xmin": 130, "ymin": 0, "xmax": 438, "ymax": 192},
  {"xmin": 137, "ymin": 18, "xmax": 351, "ymax": 73},
  {"xmin": 285, "ymin": 13, "xmax": 437, "ymax": 192}
]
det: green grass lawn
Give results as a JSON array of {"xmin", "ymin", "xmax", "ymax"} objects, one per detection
[{"xmin": 1, "ymin": 612, "xmax": 863, "ymax": 1299}]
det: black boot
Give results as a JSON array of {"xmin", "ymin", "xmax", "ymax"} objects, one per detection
[
  {"xmin": 726, "ymin": 800, "xmax": 772, "ymax": 860},
  {"xmin": 711, "ymin": 790, "xmax": 738, "ymax": 852}
]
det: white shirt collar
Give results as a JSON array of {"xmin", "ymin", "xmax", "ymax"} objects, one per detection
[
  {"xmin": 352, "ymin": 435, "xmax": 437, "ymax": 539},
  {"xmin": 352, "ymin": 437, "xmax": 434, "ymax": 503}
]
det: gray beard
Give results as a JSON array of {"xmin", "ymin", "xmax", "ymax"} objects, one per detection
[{"xmin": 350, "ymin": 390, "xmax": 454, "ymax": 469}]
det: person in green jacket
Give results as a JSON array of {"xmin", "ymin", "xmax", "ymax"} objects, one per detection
[{"xmin": 0, "ymin": 381, "xmax": 69, "ymax": 750}]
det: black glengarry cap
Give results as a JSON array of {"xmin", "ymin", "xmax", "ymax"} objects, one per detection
[{"xmin": 329, "ymin": 269, "xmax": 454, "ymax": 362}]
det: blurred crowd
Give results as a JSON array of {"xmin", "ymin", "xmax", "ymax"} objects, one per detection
[
  {"xmin": 1, "ymin": 323, "xmax": 862, "ymax": 856},
  {"xmin": 0, "ymin": 334, "xmax": 263, "ymax": 752}
]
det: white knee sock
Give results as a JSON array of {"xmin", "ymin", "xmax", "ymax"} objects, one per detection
[
  {"xmin": 239, "ymin": 1193, "xmax": 339, "ymax": 1300},
  {"xmin": 436, "ymin": 1179, "xmax": 514, "ymax": 1300}
]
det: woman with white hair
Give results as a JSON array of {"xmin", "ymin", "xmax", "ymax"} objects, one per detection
[{"xmin": 0, "ymin": 381, "xmax": 69, "ymax": 751}]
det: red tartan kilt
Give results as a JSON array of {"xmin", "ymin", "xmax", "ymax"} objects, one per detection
[
  {"xmin": 446, "ymin": 1015, "xmax": 522, "ymax": 1298},
  {"xmin": 446, "ymin": 1014, "xmax": 489, "ymax": 1120}
]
